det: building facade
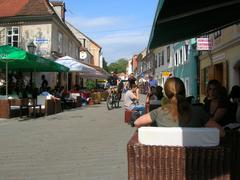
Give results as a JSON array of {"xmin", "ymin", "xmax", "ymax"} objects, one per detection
[
  {"xmin": 66, "ymin": 22, "xmax": 102, "ymax": 67},
  {"xmin": 199, "ymin": 24, "xmax": 240, "ymax": 101},
  {"xmin": 0, "ymin": 0, "xmax": 81, "ymax": 89},
  {"xmin": 153, "ymin": 45, "xmax": 173, "ymax": 87},
  {"xmin": 172, "ymin": 39, "xmax": 198, "ymax": 99}
]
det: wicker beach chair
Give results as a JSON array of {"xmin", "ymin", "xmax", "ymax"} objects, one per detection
[
  {"xmin": 221, "ymin": 130, "xmax": 240, "ymax": 180},
  {"xmin": 128, "ymin": 131, "xmax": 231, "ymax": 180}
]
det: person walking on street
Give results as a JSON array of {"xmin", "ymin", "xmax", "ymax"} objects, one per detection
[
  {"xmin": 41, "ymin": 74, "xmax": 48, "ymax": 91},
  {"xmin": 128, "ymin": 73, "xmax": 136, "ymax": 89},
  {"xmin": 148, "ymin": 75, "xmax": 158, "ymax": 87}
]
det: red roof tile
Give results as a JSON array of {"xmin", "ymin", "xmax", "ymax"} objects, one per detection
[{"xmin": 0, "ymin": 0, "xmax": 54, "ymax": 18}]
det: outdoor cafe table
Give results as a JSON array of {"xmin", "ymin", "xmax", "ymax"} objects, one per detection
[{"xmin": 19, "ymin": 99, "xmax": 41, "ymax": 118}]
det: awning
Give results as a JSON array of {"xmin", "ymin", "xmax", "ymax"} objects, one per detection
[
  {"xmin": 79, "ymin": 70, "xmax": 107, "ymax": 79},
  {"xmin": 55, "ymin": 56, "xmax": 96, "ymax": 73},
  {"xmin": 0, "ymin": 45, "xmax": 69, "ymax": 72},
  {"xmin": 148, "ymin": 0, "xmax": 240, "ymax": 49}
]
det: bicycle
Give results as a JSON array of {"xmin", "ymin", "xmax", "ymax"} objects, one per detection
[{"xmin": 106, "ymin": 86, "xmax": 120, "ymax": 110}]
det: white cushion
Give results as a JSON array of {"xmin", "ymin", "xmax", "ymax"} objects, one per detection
[
  {"xmin": 37, "ymin": 95, "xmax": 47, "ymax": 105},
  {"xmin": 10, "ymin": 106, "xmax": 21, "ymax": 110},
  {"xmin": 70, "ymin": 93, "xmax": 80, "ymax": 100},
  {"xmin": 0, "ymin": 95, "xmax": 7, "ymax": 99},
  {"xmin": 138, "ymin": 127, "xmax": 219, "ymax": 147},
  {"xmin": 29, "ymin": 105, "xmax": 45, "ymax": 109},
  {"xmin": 8, "ymin": 94, "xmax": 19, "ymax": 99}
]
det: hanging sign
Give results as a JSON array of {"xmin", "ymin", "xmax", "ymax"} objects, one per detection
[
  {"xmin": 197, "ymin": 38, "xmax": 213, "ymax": 50},
  {"xmin": 162, "ymin": 71, "xmax": 172, "ymax": 77}
]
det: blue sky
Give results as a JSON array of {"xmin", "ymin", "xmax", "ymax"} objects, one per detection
[{"xmin": 63, "ymin": 0, "xmax": 158, "ymax": 64}]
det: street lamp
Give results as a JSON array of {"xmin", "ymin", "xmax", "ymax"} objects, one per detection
[
  {"xmin": 27, "ymin": 41, "xmax": 37, "ymax": 90},
  {"xmin": 27, "ymin": 41, "xmax": 36, "ymax": 54}
]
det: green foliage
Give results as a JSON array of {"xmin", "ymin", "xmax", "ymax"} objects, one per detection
[
  {"xmin": 108, "ymin": 58, "xmax": 128, "ymax": 73},
  {"xmin": 102, "ymin": 57, "xmax": 108, "ymax": 72},
  {"xmin": 86, "ymin": 79, "xmax": 96, "ymax": 90}
]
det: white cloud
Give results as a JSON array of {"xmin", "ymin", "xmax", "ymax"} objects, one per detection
[
  {"xmin": 66, "ymin": 15, "xmax": 151, "ymax": 63},
  {"xmin": 96, "ymin": 31, "xmax": 150, "ymax": 63},
  {"xmin": 67, "ymin": 16, "xmax": 123, "ymax": 29},
  {"xmin": 97, "ymin": 32, "xmax": 148, "ymax": 45}
]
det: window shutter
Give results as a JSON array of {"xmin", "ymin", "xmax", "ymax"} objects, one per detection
[
  {"xmin": 200, "ymin": 69, "xmax": 205, "ymax": 95},
  {"xmin": 208, "ymin": 65, "xmax": 214, "ymax": 80},
  {"xmin": 222, "ymin": 61, "xmax": 228, "ymax": 88},
  {"xmin": 0, "ymin": 27, "xmax": 6, "ymax": 45}
]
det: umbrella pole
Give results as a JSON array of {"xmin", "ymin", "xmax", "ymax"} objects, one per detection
[
  {"xmin": 67, "ymin": 72, "xmax": 68, "ymax": 91},
  {"xmin": 5, "ymin": 61, "xmax": 8, "ymax": 97}
]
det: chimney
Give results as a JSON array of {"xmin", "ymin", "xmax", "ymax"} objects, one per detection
[{"xmin": 50, "ymin": 1, "xmax": 66, "ymax": 21}]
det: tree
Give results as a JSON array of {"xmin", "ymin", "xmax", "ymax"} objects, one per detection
[
  {"xmin": 108, "ymin": 58, "xmax": 128, "ymax": 73},
  {"xmin": 102, "ymin": 57, "xmax": 108, "ymax": 72}
]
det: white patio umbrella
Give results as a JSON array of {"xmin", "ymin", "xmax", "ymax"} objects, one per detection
[
  {"xmin": 55, "ymin": 56, "xmax": 99, "ymax": 90},
  {"xmin": 55, "ymin": 56, "xmax": 96, "ymax": 73}
]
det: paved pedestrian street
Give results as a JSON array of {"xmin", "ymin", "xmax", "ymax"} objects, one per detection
[{"xmin": 0, "ymin": 100, "xmax": 136, "ymax": 180}]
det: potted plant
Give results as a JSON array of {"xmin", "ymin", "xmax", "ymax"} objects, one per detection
[
  {"xmin": 86, "ymin": 79, "xmax": 96, "ymax": 91},
  {"xmin": 85, "ymin": 80, "xmax": 96, "ymax": 105}
]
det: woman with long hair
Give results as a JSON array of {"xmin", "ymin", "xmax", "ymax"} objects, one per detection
[
  {"xmin": 135, "ymin": 77, "xmax": 225, "ymax": 136},
  {"xmin": 203, "ymin": 79, "xmax": 231, "ymax": 126}
]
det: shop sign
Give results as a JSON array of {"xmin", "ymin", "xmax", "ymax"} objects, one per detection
[
  {"xmin": 35, "ymin": 38, "xmax": 49, "ymax": 44},
  {"xmin": 197, "ymin": 38, "xmax": 213, "ymax": 50},
  {"xmin": 212, "ymin": 53, "xmax": 225, "ymax": 63},
  {"xmin": 162, "ymin": 71, "xmax": 172, "ymax": 77}
]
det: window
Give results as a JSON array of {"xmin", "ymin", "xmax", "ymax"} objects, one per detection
[
  {"xmin": 184, "ymin": 78, "xmax": 190, "ymax": 96},
  {"xmin": 75, "ymin": 47, "xmax": 79, "ymax": 59},
  {"xmin": 158, "ymin": 53, "xmax": 161, "ymax": 67},
  {"xmin": 6, "ymin": 27, "xmax": 19, "ymax": 47},
  {"xmin": 180, "ymin": 49, "xmax": 183, "ymax": 64},
  {"xmin": 201, "ymin": 67, "xmax": 209, "ymax": 94},
  {"xmin": 175, "ymin": 52, "xmax": 178, "ymax": 66},
  {"xmin": 81, "ymin": 38, "xmax": 86, "ymax": 47},
  {"xmin": 185, "ymin": 44, "xmax": 188, "ymax": 61},
  {"xmin": 68, "ymin": 41, "xmax": 72, "ymax": 56},
  {"xmin": 161, "ymin": 51, "xmax": 164, "ymax": 65},
  {"xmin": 58, "ymin": 32, "xmax": 63, "ymax": 53},
  {"xmin": 155, "ymin": 54, "xmax": 158, "ymax": 68},
  {"xmin": 167, "ymin": 46, "xmax": 170, "ymax": 63},
  {"xmin": 0, "ymin": 28, "xmax": 6, "ymax": 45},
  {"xmin": 154, "ymin": 54, "xmax": 157, "ymax": 68}
]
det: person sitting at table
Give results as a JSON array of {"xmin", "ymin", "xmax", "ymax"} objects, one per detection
[
  {"xmin": 70, "ymin": 84, "xmax": 80, "ymax": 93},
  {"xmin": 134, "ymin": 77, "xmax": 225, "ymax": 137},
  {"xmin": 124, "ymin": 84, "xmax": 145, "ymax": 116},
  {"xmin": 203, "ymin": 79, "xmax": 233, "ymax": 126},
  {"xmin": 80, "ymin": 90, "xmax": 90, "ymax": 105},
  {"xmin": 146, "ymin": 86, "xmax": 164, "ymax": 111},
  {"xmin": 41, "ymin": 87, "xmax": 59, "ymax": 100}
]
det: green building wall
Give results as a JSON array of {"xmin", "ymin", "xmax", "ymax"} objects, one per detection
[{"xmin": 173, "ymin": 39, "xmax": 199, "ymax": 101}]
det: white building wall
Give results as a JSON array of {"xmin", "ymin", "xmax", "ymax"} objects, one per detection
[
  {"xmin": 153, "ymin": 45, "xmax": 173, "ymax": 87},
  {"xmin": 127, "ymin": 59, "xmax": 133, "ymax": 75},
  {"xmin": 21, "ymin": 23, "xmax": 54, "ymax": 88}
]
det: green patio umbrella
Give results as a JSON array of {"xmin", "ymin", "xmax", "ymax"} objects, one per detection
[{"xmin": 0, "ymin": 45, "xmax": 69, "ymax": 96}]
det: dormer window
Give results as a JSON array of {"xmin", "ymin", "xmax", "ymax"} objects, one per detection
[
  {"xmin": 214, "ymin": 30, "xmax": 221, "ymax": 39},
  {"xmin": 58, "ymin": 32, "xmax": 63, "ymax": 53}
]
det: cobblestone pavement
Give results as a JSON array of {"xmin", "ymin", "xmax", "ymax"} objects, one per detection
[{"xmin": 0, "ymin": 94, "xmax": 146, "ymax": 180}]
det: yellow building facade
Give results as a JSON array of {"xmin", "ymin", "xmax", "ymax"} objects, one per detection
[{"xmin": 199, "ymin": 24, "xmax": 240, "ymax": 101}]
